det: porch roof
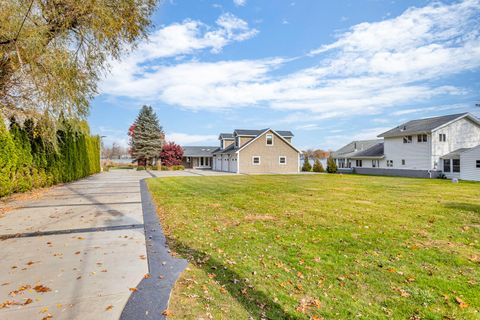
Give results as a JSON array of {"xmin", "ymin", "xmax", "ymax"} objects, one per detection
[
  {"xmin": 440, "ymin": 148, "xmax": 472, "ymax": 159},
  {"xmin": 182, "ymin": 146, "xmax": 218, "ymax": 157}
]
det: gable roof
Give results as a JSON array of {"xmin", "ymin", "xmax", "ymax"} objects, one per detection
[
  {"xmin": 182, "ymin": 146, "xmax": 218, "ymax": 157},
  {"xmin": 378, "ymin": 113, "xmax": 480, "ymax": 138},
  {"xmin": 219, "ymin": 133, "xmax": 234, "ymax": 140},
  {"xmin": 331, "ymin": 139, "xmax": 381, "ymax": 158},
  {"xmin": 236, "ymin": 128, "xmax": 301, "ymax": 154},
  {"xmin": 234, "ymin": 129, "xmax": 294, "ymax": 137},
  {"xmin": 350, "ymin": 142, "xmax": 384, "ymax": 159}
]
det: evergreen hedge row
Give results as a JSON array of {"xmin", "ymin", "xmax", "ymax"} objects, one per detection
[{"xmin": 0, "ymin": 116, "xmax": 100, "ymax": 197}]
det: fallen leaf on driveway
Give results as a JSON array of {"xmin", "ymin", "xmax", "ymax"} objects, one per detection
[
  {"xmin": 9, "ymin": 285, "xmax": 31, "ymax": 296},
  {"xmin": 139, "ymin": 255, "xmax": 146, "ymax": 260},
  {"xmin": 26, "ymin": 261, "xmax": 35, "ymax": 266},
  {"xmin": 34, "ymin": 285, "xmax": 51, "ymax": 293},
  {"xmin": 144, "ymin": 273, "xmax": 151, "ymax": 279},
  {"xmin": 129, "ymin": 287, "xmax": 138, "ymax": 292},
  {"xmin": 105, "ymin": 305, "xmax": 113, "ymax": 311}
]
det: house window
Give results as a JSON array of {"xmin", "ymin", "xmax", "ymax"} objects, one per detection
[
  {"xmin": 402, "ymin": 159, "xmax": 406, "ymax": 166},
  {"xmin": 356, "ymin": 160, "xmax": 362, "ymax": 167},
  {"xmin": 372, "ymin": 160, "xmax": 376, "ymax": 168},
  {"xmin": 252, "ymin": 156, "xmax": 261, "ymax": 165},
  {"xmin": 452, "ymin": 159, "xmax": 460, "ymax": 172},
  {"xmin": 266, "ymin": 134, "xmax": 273, "ymax": 146},
  {"xmin": 476, "ymin": 160, "xmax": 480, "ymax": 168},
  {"xmin": 417, "ymin": 134, "xmax": 427, "ymax": 142},
  {"xmin": 403, "ymin": 136, "xmax": 412, "ymax": 143},
  {"xmin": 387, "ymin": 160, "xmax": 393, "ymax": 167},
  {"xmin": 439, "ymin": 133, "xmax": 446, "ymax": 142},
  {"xmin": 235, "ymin": 136, "xmax": 240, "ymax": 147},
  {"xmin": 443, "ymin": 159, "xmax": 451, "ymax": 172},
  {"xmin": 279, "ymin": 156, "xmax": 287, "ymax": 164}
]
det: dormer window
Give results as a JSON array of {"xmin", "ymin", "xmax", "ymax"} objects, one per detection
[
  {"xmin": 266, "ymin": 134, "xmax": 273, "ymax": 146},
  {"xmin": 235, "ymin": 136, "xmax": 240, "ymax": 147}
]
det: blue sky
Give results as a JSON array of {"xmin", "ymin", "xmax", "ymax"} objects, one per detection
[{"xmin": 89, "ymin": 0, "xmax": 480, "ymax": 150}]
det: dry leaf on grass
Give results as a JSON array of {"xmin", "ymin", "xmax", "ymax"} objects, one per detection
[
  {"xmin": 162, "ymin": 309, "xmax": 174, "ymax": 316},
  {"xmin": 455, "ymin": 297, "xmax": 468, "ymax": 308}
]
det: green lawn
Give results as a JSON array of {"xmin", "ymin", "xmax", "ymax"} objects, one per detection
[{"xmin": 147, "ymin": 174, "xmax": 480, "ymax": 319}]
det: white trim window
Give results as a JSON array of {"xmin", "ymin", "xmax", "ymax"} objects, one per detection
[
  {"xmin": 252, "ymin": 156, "xmax": 261, "ymax": 165},
  {"xmin": 279, "ymin": 156, "xmax": 287, "ymax": 165},
  {"xmin": 266, "ymin": 134, "xmax": 273, "ymax": 146},
  {"xmin": 401, "ymin": 159, "xmax": 406, "ymax": 166},
  {"xmin": 439, "ymin": 133, "xmax": 447, "ymax": 142},
  {"xmin": 387, "ymin": 160, "xmax": 393, "ymax": 167},
  {"xmin": 403, "ymin": 136, "xmax": 413, "ymax": 143},
  {"xmin": 452, "ymin": 159, "xmax": 460, "ymax": 172},
  {"xmin": 355, "ymin": 160, "xmax": 362, "ymax": 167},
  {"xmin": 417, "ymin": 134, "xmax": 427, "ymax": 142},
  {"xmin": 443, "ymin": 159, "xmax": 451, "ymax": 172},
  {"xmin": 476, "ymin": 160, "xmax": 480, "ymax": 168}
]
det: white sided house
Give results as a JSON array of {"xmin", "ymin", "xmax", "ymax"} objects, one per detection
[
  {"xmin": 212, "ymin": 129, "xmax": 301, "ymax": 174},
  {"xmin": 333, "ymin": 113, "xmax": 480, "ymax": 180}
]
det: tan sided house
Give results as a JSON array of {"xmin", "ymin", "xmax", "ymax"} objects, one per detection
[{"xmin": 211, "ymin": 129, "xmax": 301, "ymax": 174}]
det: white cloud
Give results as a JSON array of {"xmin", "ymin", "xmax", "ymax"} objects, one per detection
[
  {"xmin": 100, "ymin": 1, "xmax": 480, "ymax": 123},
  {"xmin": 166, "ymin": 133, "xmax": 218, "ymax": 145},
  {"xmin": 233, "ymin": 0, "xmax": 246, "ymax": 6}
]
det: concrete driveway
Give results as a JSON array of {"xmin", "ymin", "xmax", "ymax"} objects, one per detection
[
  {"xmin": 0, "ymin": 170, "xmax": 152, "ymax": 319},
  {"xmin": 0, "ymin": 168, "xmax": 234, "ymax": 319}
]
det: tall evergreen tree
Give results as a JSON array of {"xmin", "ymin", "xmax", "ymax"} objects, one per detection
[
  {"xmin": 129, "ymin": 106, "xmax": 165, "ymax": 166},
  {"xmin": 312, "ymin": 159, "xmax": 325, "ymax": 172}
]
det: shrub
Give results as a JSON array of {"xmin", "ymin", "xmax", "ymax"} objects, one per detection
[
  {"xmin": 0, "ymin": 118, "xmax": 18, "ymax": 196},
  {"xmin": 312, "ymin": 159, "xmax": 325, "ymax": 172},
  {"xmin": 159, "ymin": 142, "xmax": 184, "ymax": 167},
  {"xmin": 161, "ymin": 165, "xmax": 169, "ymax": 171},
  {"xmin": 137, "ymin": 166, "xmax": 146, "ymax": 171},
  {"xmin": 172, "ymin": 165, "xmax": 185, "ymax": 171},
  {"xmin": 326, "ymin": 156, "xmax": 337, "ymax": 173},
  {"xmin": 0, "ymin": 116, "xmax": 100, "ymax": 198},
  {"xmin": 302, "ymin": 156, "xmax": 312, "ymax": 172}
]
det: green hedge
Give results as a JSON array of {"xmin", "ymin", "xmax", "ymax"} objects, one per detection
[{"xmin": 0, "ymin": 117, "xmax": 100, "ymax": 198}]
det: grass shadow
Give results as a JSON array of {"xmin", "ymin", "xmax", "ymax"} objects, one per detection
[
  {"xmin": 444, "ymin": 202, "xmax": 480, "ymax": 214},
  {"xmin": 169, "ymin": 238, "xmax": 300, "ymax": 320}
]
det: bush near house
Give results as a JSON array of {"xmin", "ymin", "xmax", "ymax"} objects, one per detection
[
  {"xmin": 160, "ymin": 142, "xmax": 184, "ymax": 167},
  {"xmin": 312, "ymin": 159, "xmax": 325, "ymax": 172},
  {"xmin": 301, "ymin": 156, "xmax": 312, "ymax": 172},
  {"xmin": 0, "ymin": 116, "xmax": 100, "ymax": 198},
  {"xmin": 326, "ymin": 155, "xmax": 337, "ymax": 173}
]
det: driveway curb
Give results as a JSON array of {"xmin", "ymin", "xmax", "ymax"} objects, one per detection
[{"xmin": 120, "ymin": 179, "xmax": 187, "ymax": 320}]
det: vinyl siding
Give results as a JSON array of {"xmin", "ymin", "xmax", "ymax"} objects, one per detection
[
  {"xmin": 432, "ymin": 118, "xmax": 480, "ymax": 169},
  {"xmin": 238, "ymin": 130, "xmax": 299, "ymax": 174},
  {"xmin": 460, "ymin": 146, "xmax": 480, "ymax": 181},
  {"xmin": 383, "ymin": 135, "xmax": 432, "ymax": 170}
]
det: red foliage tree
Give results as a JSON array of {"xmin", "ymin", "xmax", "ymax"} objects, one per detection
[{"xmin": 159, "ymin": 142, "xmax": 184, "ymax": 166}]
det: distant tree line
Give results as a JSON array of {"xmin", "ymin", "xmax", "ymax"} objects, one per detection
[
  {"xmin": 302, "ymin": 148, "xmax": 337, "ymax": 173},
  {"xmin": 0, "ymin": 116, "xmax": 100, "ymax": 198}
]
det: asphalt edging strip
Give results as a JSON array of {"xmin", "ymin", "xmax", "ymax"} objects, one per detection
[{"xmin": 120, "ymin": 179, "xmax": 188, "ymax": 320}]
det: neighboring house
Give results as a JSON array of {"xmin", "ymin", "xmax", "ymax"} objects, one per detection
[
  {"xmin": 335, "ymin": 113, "xmax": 480, "ymax": 180},
  {"xmin": 331, "ymin": 140, "xmax": 382, "ymax": 168},
  {"xmin": 182, "ymin": 146, "xmax": 217, "ymax": 169},
  {"xmin": 212, "ymin": 129, "xmax": 301, "ymax": 174}
]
